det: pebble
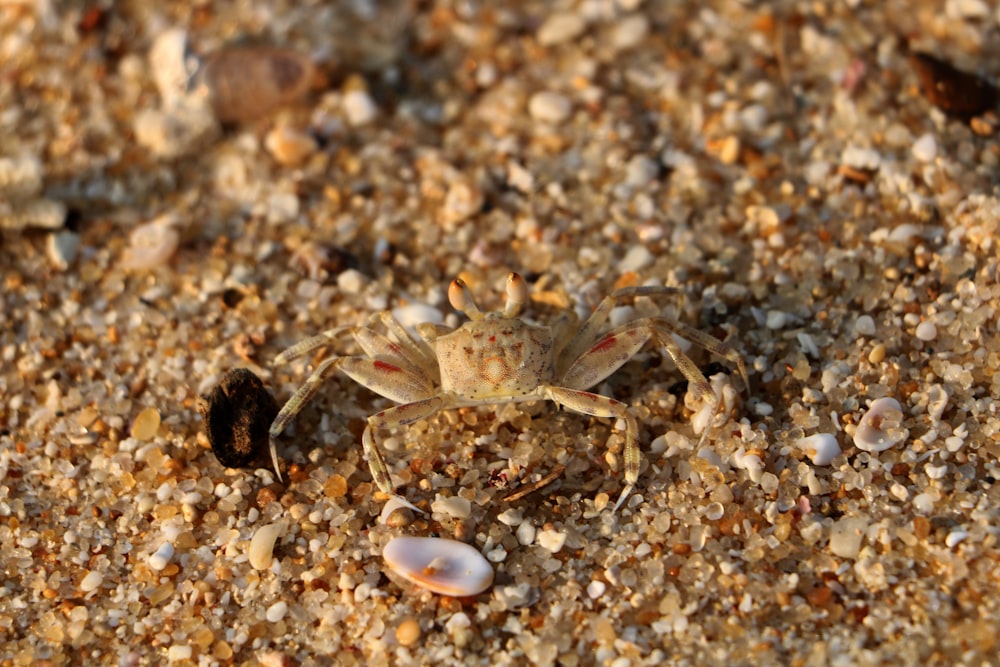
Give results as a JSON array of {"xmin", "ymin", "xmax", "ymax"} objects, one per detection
[
  {"xmin": 828, "ymin": 517, "xmax": 867, "ymax": 559},
  {"xmin": 528, "ymin": 91, "xmax": 572, "ymax": 124},
  {"xmin": 392, "ymin": 303, "xmax": 444, "ymax": 329},
  {"xmin": 516, "ymin": 521, "xmax": 536, "ymax": 546},
  {"xmin": 265, "ymin": 126, "xmax": 318, "ymax": 166},
  {"xmin": 249, "ymin": 522, "xmax": 284, "ymax": 570},
  {"xmin": 342, "ymin": 89, "xmax": 379, "ymax": 126},
  {"xmin": 195, "ymin": 46, "xmax": 315, "ymax": 124},
  {"xmin": 536, "ymin": 529, "xmax": 567, "ymax": 553},
  {"xmin": 854, "ymin": 315, "xmax": 876, "ymax": 336},
  {"xmin": 586, "ymin": 580, "xmax": 606, "ymax": 599},
  {"xmin": 47, "ymin": 230, "xmax": 80, "ymax": 270},
  {"xmin": 132, "ymin": 407, "xmax": 161, "ymax": 441},
  {"xmin": 610, "ymin": 14, "xmax": 649, "ymax": 51},
  {"xmin": 915, "ymin": 321, "xmax": 937, "ymax": 341},
  {"xmin": 382, "ymin": 536, "xmax": 494, "ymax": 597},
  {"xmin": 619, "ymin": 244, "xmax": 653, "ymax": 272},
  {"xmin": 80, "ymin": 570, "xmax": 103, "ymax": 593},
  {"xmin": 121, "ymin": 215, "xmax": 181, "ymax": 271},
  {"xmin": 854, "ymin": 397, "xmax": 909, "ymax": 452},
  {"xmin": 911, "ymin": 133, "xmax": 938, "ymax": 163},
  {"xmin": 798, "ymin": 433, "xmax": 841, "ymax": 465},
  {"xmin": 149, "ymin": 542, "xmax": 175, "ymax": 571},
  {"xmin": 265, "ymin": 601, "xmax": 288, "ymax": 623},
  {"xmin": 396, "ymin": 618, "xmax": 422, "ymax": 646},
  {"xmin": 537, "ymin": 13, "xmax": 586, "ymax": 46},
  {"xmin": 431, "ymin": 495, "xmax": 472, "ymax": 519}
]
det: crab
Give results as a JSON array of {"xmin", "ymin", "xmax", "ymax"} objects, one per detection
[{"xmin": 269, "ymin": 273, "xmax": 747, "ymax": 510}]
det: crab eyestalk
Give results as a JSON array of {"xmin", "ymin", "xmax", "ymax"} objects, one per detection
[
  {"xmin": 502, "ymin": 272, "xmax": 528, "ymax": 318},
  {"xmin": 449, "ymin": 278, "xmax": 483, "ymax": 320}
]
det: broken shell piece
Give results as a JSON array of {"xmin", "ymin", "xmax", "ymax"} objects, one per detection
[
  {"xmin": 194, "ymin": 46, "xmax": 315, "ymax": 124},
  {"xmin": 383, "ymin": 536, "xmax": 493, "ymax": 597},
  {"xmin": 248, "ymin": 521, "xmax": 284, "ymax": 570},
  {"xmin": 798, "ymin": 433, "xmax": 841, "ymax": 465},
  {"xmin": 378, "ymin": 494, "xmax": 425, "ymax": 525},
  {"xmin": 854, "ymin": 397, "xmax": 908, "ymax": 452},
  {"xmin": 121, "ymin": 214, "xmax": 181, "ymax": 271}
]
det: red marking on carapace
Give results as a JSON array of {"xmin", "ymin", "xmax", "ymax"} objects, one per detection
[
  {"xmin": 590, "ymin": 335, "xmax": 617, "ymax": 354},
  {"xmin": 489, "ymin": 335, "xmax": 496, "ymax": 343},
  {"xmin": 374, "ymin": 360, "xmax": 402, "ymax": 373}
]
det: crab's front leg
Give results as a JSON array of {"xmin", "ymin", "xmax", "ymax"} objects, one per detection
[
  {"xmin": 362, "ymin": 396, "xmax": 446, "ymax": 493},
  {"xmin": 544, "ymin": 386, "xmax": 640, "ymax": 511}
]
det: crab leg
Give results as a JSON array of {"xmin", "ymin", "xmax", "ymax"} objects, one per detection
[
  {"xmin": 363, "ymin": 396, "xmax": 447, "ymax": 493},
  {"xmin": 544, "ymin": 386, "xmax": 639, "ymax": 511}
]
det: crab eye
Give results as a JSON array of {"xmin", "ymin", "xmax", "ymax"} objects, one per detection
[
  {"xmin": 449, "ymin": 278, "xmax": 482, "ymax": 320},
  {"xmin": 503, "ymin": 273, "xmax": 528, "ymax": 318}
]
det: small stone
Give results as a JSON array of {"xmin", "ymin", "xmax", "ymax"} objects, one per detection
[
  {"xmin": 912, "ymin": 133, "xmax": 938, "ymax": 162},
  {"xmin": 854, "ymin": 315, "xmax": 876, "ymax": 337},
  {"xmin": 610, "ymin": 14, "xmax": 649, "ymax": 51},
  {"xmin": 121, "ymin": 215, "xmax": 182, "ymax": 271},
  {"xmin": 586, "ymin": 580, "xmax": 606, "ymax": 599},
  {"xmin": 167, "ymin": 645, "xmax": 193, "ymax": 662},
  {"xmin": 828, "ymin": 517, "xmax": 867, "ymax": 559},
  {"xmin": 537, "ymin": 13, "xmax": 586, "ymax": 46},
  {"xmin": 249, "ymin": 522, "xmax": 284, "ymax": 570},
  {"xmin": 265, "ymin": 601, "xmax": 288, "ymax": 623},
  {"xmin": 537, "ymin": 529, "xmax": 566, "ymax": 553},
  {"xmin": 132, "ymin": 407, "xmax": 161, "ymax": 441},
  {"xmin": 619, "ymin": 245, "xmax": 653, "ymax": 272},
  {"xmin": 396, "ymin": 618, "xmax": 422, "ymax": 646},
  {"xmin": 265, "ymin": 125, "xmax": 318, "ymax": 166},
  {"xmin": 798, "ymin": 433, "xmax": 841, "ymax": 466},
  {"xmin": 149, "ymin": 542, "xmax": 174, "ymax": 571},
  {"xmin": 528, "ymin": 91, "xmax": 572, "ymax": 124},
  {"xmin": 80, "ymin": 570, "xmax": 103, "ymax": 593},
  {"xmin": 854, "ymin": 397, "xmax": 908, "ymax": 452},
  {"xmin": 915, "ymin": 321, "xmax": 937, "ymax": 341},
  {"xmin": 324, "ymin": 474, "xmax": 348, "ymax": 499},
  {"xmin": 516, "ymin": 521, "xmax": 536, "ymax": 546},
  {"xmin": 431, "ymin": 495, "xmax": 472, "ymax": 519},
  {"xmin": 343, "ymin": 89, "xmax": 378, "ymax": 126},
  {"xmin": 47, "ymin": 231, "xmax": 79, "ymax": 270}
]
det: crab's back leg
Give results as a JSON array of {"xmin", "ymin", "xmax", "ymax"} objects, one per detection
[
  {"xmin": 543, "ymin": 386, "xmax": 639, "ymax": 511},
  {"xmin": 373, "ymin": 311, "xmax": 439, "ymax": 379},
  {"xmin": 274, "ymin": 326, "xmax": 356, "ymax": 365},
  {"xmin": 556, "ymin": 286, "xmax": 683, "ymax": 376}
]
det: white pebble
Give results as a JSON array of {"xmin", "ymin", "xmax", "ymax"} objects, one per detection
[
  {"xmin": 249, "ymin": 522, "xmax": 284, "ymax": 570},
  {"xmin": 167, "ymin": 645, "xmax": 193, "ymax": 662},
  {"xmin": 121, "ymin": 215, "xmax": 181, "ymax": 271},
  {"xmin": 854, "ymin": 315, "xmax": 876, "ymax": 337},
  {"xmin": 80, "ymin": 570, "xmax": 103, "ymax": 593},
  {"xmin": 911, "ymin": 133, "xmax": 938, "ymax": 162},
  {"xmin": 828, "ymin": 517, "xmax": 867, "ymax": 559},
  {"xmin": 336, "ymin": 268, "xmax": 367, "ymax": 295},
  {"xmin": 392, "ymin": 303, "xmax": 444, "ymax": 329},
  {"xmin": 586, "ymin": 580, "xmax": 606, "ymax": 599},
  {"xmin": 431, "ymin": 495, "xmax": 472, "ymax": 519},
  {"xmin": 619, "ymin": 244, "xmax": 653, "ymax": 272},
  {"xmin": 148, "ymin": 542, "xmax": 174, "ymax": 571},
  {"xmin": 914, "ymin": 321, "xmax": 937, "ymax": 341},
  {"xmin": 853, "ymin": 397, "xmax": 908, "ymax": 452},
  {"xmin": 925, "ymin": 463, "xmax": 948, "ymax": 480},
  {"xmin": 765, "ymin": 310, "xmax": 788, "ymax": 329},
  {"xmin": 926, "ymin": 384, "xmax": 948, "ymax": 421},
  {"xmin": 536, "ymin": 529, "xmax": 566, "ymax": 553},
  {"xmin": 611, "ymin": 14, "xmax": 649, "ymax": 51},
  {"xmin": 945, "ymin": 530, "xmax": 968, "ymax": 548},
  {"xmin": 912, "ymin": 492, "xmax": 935, "ymax": 514},
  {"xmin": 265, "ymin": 601, "xmax": 288, "ymax": 622},
  {"xmin": 516, "ymin": 521, "xmax": 536, "ymax": 546},
  {"xmin": 497, "ymin": 508, "xmax": 523, "ymax": 526},
  {"xmin": 537, "ymin": 13, "xmax": 586, "ymax": 46},
  {"xmin": 798, "ymin": 433, "xmax": 841, "ymax": 465},
  {"xmin": 342, "ymin": 89, "xmax": 378, "ymax": 126},
  {"xmin": 383, "ymin": 536, "xmax": 494, "ymax": 597},
  {"xmin": 528, "ymin": 91, "xmax": 572, "ymax": 124}
]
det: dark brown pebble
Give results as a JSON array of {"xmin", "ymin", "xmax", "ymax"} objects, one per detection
[
  {"xmin": 910, "ymin": 52, "xmax": 998, "ymax": 119},
  {"xmin": 197, "ymin": 368, "xmax": 279, "ymax": 468},
  {"xmin": 195, "ymin": 46, "xmax": 315, "ymax": 124}
]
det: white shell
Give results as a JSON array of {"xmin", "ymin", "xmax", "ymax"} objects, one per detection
[
  {"xmin": 798, "ymin": 433, "xmax": 841, "ymax": 465},
  {"xmin": 249, "ymin": 521, "xmax": 284, "ymax": 570},
  {"xmin": 383, "ymin": 536, "xmax": 493, "ymax": 597},
  {"xmin": 854, "ymin": 397, "xmax": 908, "ymax": 452}
]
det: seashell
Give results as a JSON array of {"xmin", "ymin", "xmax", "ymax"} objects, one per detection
[
  {"xmin": 854, "ymin": 397, "xmax": 908, "ymax": 452},
  {"xmin": 378, "ymin": 494, "xmax": 424, "ymax": 525},
  {"xmin": 248, "ymin": 521, "xmax": 285, "ymax": 570},
  {"xmin": 383, "ymin": 536, "xmax": 493, "ymax": 597},
  {"xmin": 797, "ymin": 433, "xmax": 841, "ymax": 465},
  {"xmin": 121, "ymin": 214, "xmax": 181, "ymax": 271},
  {"xmin": 194, "ymin": 46, "xmax": 315, "ymax": 124}
]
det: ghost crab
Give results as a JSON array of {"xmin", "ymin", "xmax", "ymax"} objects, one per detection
[{"xmin": 269, "ymin": 273, "xmax": 748, "ymax": 510}]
